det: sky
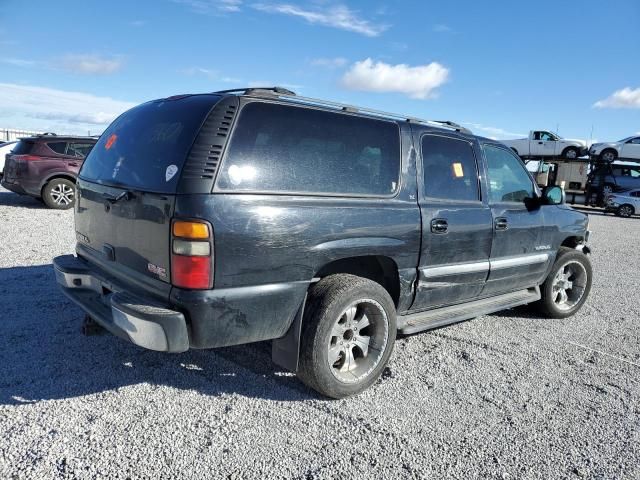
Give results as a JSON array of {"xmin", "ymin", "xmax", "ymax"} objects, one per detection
[{"xmin": 0, "ymin": 0, "xmax": 638, "ymax": 141}]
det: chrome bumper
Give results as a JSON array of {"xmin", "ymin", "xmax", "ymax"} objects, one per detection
[{"xmin": 53, "ymin": 255, "xmax": 189, "ymax": 353}]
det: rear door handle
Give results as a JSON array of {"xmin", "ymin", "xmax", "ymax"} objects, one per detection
[
  {"xmin": 495, "ymin": 217, "xmax": 508, "ymax": 230},
  {"xmin": 68, "ymin": 162, "xmax": 79, "ymax": 167},
  {"xmin": 430, "ymin": 218, "xmax": 448, "ymax": 234}
]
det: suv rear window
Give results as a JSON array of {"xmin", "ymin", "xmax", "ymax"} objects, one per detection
[
  {"xmin": 11, "ymin": 140, "xmax": 34, "ymax": 155},
  {"xmin": 79, "ymin": 95, "xmax": 220, "ymax": 192},
  {"xmin": 216, "ymin": 102, "xmax": 400, "ymax": 196}
]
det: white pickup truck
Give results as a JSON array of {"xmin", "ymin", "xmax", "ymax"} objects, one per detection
[{"xmin": 501, "ymin": 131, "xmax": 588, "ymax": 160}]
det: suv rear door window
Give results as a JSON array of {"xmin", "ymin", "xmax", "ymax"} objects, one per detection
[
  {"xmin": 421, "ymin": 135, "xmax": 480, "ymax": 201},
  {"xmin": 79, "ymin": 95, "xmax": 221, "ymax": 192},
  {"xmin": 68, "ymin": 143, "xmax": 94, "ymax": 158},
  {"xmin": 484, "ymin": 144, "xmax": 535, "ymax": 203},
  {"xmin": 216, "ymin": 102, "xmax": 400, "ymax": 196}
]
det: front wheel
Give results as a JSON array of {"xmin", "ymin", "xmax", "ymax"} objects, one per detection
[
  {"xmin": 535, "ymin": 247, "xmax": 592, "ymax": 319},
  {"xmin": 297, "ymin": 274, "xmax": 397, "ymax": 399},
  {"xmin": 43, "ymin": 178, "xmax": 75, "ymax": 210},
  {"xmin": 617, "ymin": 204, "xmax": 635, "ymax": 218}
]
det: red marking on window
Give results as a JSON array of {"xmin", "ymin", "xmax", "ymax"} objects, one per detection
[{"xmin": 105, "ymin": 134, "xmax": 118, "ymax": 150}]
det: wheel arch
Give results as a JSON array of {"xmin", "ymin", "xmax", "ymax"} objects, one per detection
[
  {"xmin": 40, "ymin": 173, "xmax": 77, "ymax": 195},
  {"xmin": 314, "ymin": 255, "xmax": 400, "ymax": 308}
]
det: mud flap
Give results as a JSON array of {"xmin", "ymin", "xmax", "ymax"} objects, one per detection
[{"xmin": 271, "ymin": 294, "xmax": 306, "ymax": 372}]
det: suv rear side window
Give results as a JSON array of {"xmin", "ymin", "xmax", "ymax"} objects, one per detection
[
  {"xmin": 484, "ymin": 144, "xmax": 535, "ymax": 203},
  {"xmin": 11, "ymin": 140, "xmax": 35, "ymax": 155},
  {"xmin": 421, "ymin": 135, "xmax": 480, "ymax": 201},
  {"xmin": 216, "ymin": 102, "xmax": 400, "ymax": 196},
  {"xmin": 79, "ymin": 95, "xmax": 220, "ymax": 192}
]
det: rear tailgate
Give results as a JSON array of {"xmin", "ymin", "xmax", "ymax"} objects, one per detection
[{"xmin": 74, "ymin": 94, "xmax": 222, "ymax": 300}]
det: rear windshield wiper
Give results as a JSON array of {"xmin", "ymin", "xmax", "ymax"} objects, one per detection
[{"xmin": 104, "ymin": 190, "xmax": 134, "ymax": 204}]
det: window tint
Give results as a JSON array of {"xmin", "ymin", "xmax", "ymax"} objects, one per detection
[
  {"xmin": 216, "ymin": 102, "xmax": 400, "ymax": 196},
  {"xmin": 68, "ymin": 143, "xmax": 94, "ymax": 158},
  {"xmin": 484, "ymin": 144, "xmax": 535, "ymax": 203},
  {"xmin": 421, "ymin": 135, "xmax": 479, "ymax": 201},
  {"xmin": 80, "ymin": 95, "xmax": 220, "ymax": 192},
  {"xmin": 47, "ymin": 142, "xmax": 68, "ymax": 154}
]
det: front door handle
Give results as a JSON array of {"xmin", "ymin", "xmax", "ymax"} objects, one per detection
[
  {"xmin": 431, "ymin": 218, "xmax": 448, "ymax": 234},
  {"xmin": 495, "ymin": 217, "xmax": 508, "ymax": 230}
]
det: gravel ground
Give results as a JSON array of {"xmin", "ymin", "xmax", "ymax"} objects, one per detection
[{"xmin": 0, "ymin": 186, "xmax": 638, "ymax": 479}]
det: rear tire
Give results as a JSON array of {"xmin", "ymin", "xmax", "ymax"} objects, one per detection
[
  {"xmin": 535, "ymin": 247, "xmax": 592, "ymax": 319},
  {"xmin": 563, "ymin": 147, "xmax": 579, "ymax": 159},
  {"xmin": 600, "ymin": 149, "xmax": 617, "ymax": 162},
  {"xmin": 297, "ymin": 274, "xmax": 397, "ymax": 399},
  {"xmin": 617, "ymin": 204, "xmax": 635, "ymax": 218},
  {"xmin": 43, "ymin": 178, "xmax": 75, "ymax": 210}
]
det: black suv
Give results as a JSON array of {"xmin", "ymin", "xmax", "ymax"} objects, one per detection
[{"xmin": 53, "ymin": 88, "xmax": 592, "ymax": 398}]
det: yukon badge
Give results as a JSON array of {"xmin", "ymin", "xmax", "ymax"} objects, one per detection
[
  {"xmin": 147, "ymin": 262, "xmax": 167, "ymax": 278},
  {"xmin": 535, "ymin": 245, "xmax": 551, "ymax": 251}
]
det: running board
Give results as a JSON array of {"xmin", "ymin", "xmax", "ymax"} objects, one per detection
[{"xmin": 397, "ymin": 287, "xmax": 540, "ymax": 335}]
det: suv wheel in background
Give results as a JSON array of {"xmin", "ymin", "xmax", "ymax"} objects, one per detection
[
  {"xmin": 535, "ymin": 247, "xmax": 592, "ymax": 319},
  {"xmin": 43, "ymin": 178, "xmax": 76, "ymax": 210},
  {"xmin": 600, "ymin": 149, "xmax": 617, "ymax": 162},
  {"xmin": 298, "ymin": 274, "xmax": 397, "ymax": 399},
  {"xmin": 617, "ymin": 204, "xmax": 635, "ymax": 218}
]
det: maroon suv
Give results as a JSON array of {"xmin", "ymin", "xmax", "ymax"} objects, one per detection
[{"xmin": 2, "ymin": 134, "xmax": 97, "ymax": 209}]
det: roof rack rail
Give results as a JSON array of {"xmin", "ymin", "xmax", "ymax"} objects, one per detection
[
  {"xmin": 37, "ymin": 132, "xmax": 57, "ymax": 136},
  {"xmin": 213, "ymin": 86, "xmax": 297, "ymax": 96},
  {"xmin": 213, "ymin": 88, "xmax": 472, "ymax": 135}
]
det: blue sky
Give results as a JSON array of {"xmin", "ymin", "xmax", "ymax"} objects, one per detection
[{"xmin": 0, "ymin": 0, "xmax": 638, "ymax": 141}]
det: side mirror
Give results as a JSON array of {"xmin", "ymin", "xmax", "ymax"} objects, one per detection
[{"xmin": 543, "ymin": 185, "xmax": 564, "ymax": 205}]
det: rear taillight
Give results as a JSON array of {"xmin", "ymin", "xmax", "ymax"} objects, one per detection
[
  {"xmin": 171, "ymin": 220, "xmax": 213, "ymax": 290},
  {"xmin": 17, "ymin": 155, "xmax": 39, "ymax": 161}
]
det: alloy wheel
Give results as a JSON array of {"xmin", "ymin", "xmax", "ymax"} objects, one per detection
[
  {"xmin": 327, "ymin": 299, "xmax": 389, "ymax": 384},
  {"xmin": 50, "ymin": 183, "xmax": 75, "ymax": 206},
  {"xmin": 551, "ymin": 261, "xmax": 588, "ymax": 312}
]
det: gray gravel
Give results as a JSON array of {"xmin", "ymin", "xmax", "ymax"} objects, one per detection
[{"xmin": 0, "ymin": 185, "xmax": 639, "ymax": 479}]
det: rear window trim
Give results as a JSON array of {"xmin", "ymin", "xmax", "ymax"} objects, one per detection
[
  {"xmin": 212, "ymin": 99, "xmax": 403, "ymax": 199},
  {"xmin": 78, "ymin": 96, "xmax": 221, "ymax": 193}
]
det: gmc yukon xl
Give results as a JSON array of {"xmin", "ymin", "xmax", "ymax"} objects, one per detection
[{"xmin": 54, "ymin": 88, "xmax": 593, "ymax": 398}]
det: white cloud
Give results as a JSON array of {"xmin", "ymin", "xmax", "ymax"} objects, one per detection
[
  {"xmin": 172, "ymin": 0, "xmax": 242, "ymax": 14},
  {"xmin": 433, "ymin": 24, "xmax": 453, "ymax": 33},
  {"xmin": 310, "ymin": 57, "xmax": 348, "ymax": 68},
  {"xmin": 462, "ymin": 122, "xmax": 525, "ymax": 139},
  {"xmin": 341, "ymin": 58, "xmax": 449, "ymax": 99},
  {"xmin": 252, "ymin": 4, "xmax": 387, "ymax": 37},
  {"xmin": 0, "ymin": 83, "xmax": 137, "ymax": 134},
  {"xmin": 181, "ymin": 66, "xmax": 218, "ymax": 79},
  {"xmin": 594, "ymin": 87, "xmax": 640, "ymax": 109},
  {"xmin": 60, "ymin": 54, "xmax": 124, "ymax": 75},
  {"xmin": 130, "ymin": 20, "xmax": 147, "ymax": 27},
  {"xmin": 1, "ymin": 57, "xmax": 38, "ymax": 68}
]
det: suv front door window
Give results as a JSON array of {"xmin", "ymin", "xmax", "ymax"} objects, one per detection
[{"xmin": 482, "ymin": 144, "xmax": 551, "ymax": 295}]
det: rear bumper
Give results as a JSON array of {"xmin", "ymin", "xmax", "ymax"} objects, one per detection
[
  {"xmin": 53, "ymin": 254, "xmax": 189, "ymax": 352},
  {"xmin": 1, "ymin": 177, "xmax": 28, "ymax": 195}
]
